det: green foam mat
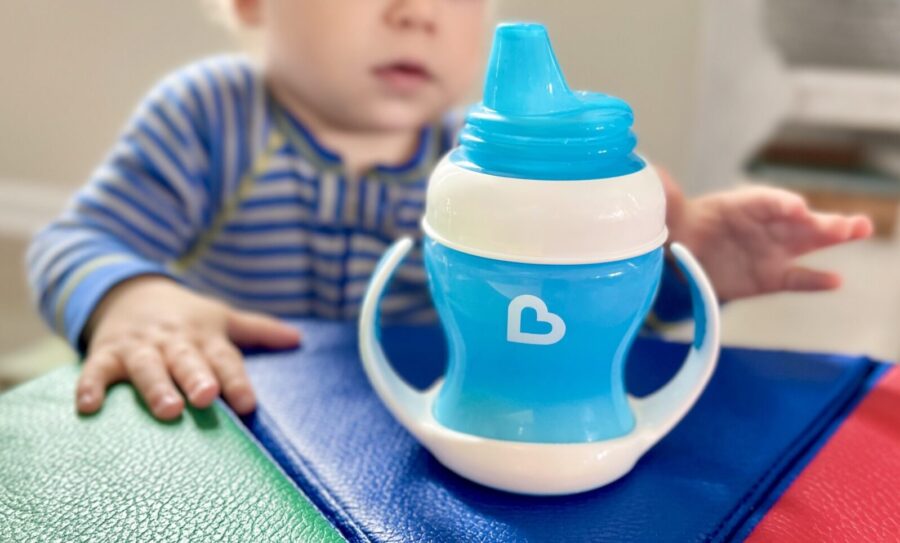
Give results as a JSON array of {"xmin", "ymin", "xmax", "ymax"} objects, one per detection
[{"xmin": 0, "ymin": 365, "xmax": 344, "ymax": 543}]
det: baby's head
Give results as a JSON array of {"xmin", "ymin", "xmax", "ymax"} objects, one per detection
[{"xmin": 225, "ymin": 0, "xmax": 490, "ymax": 132}]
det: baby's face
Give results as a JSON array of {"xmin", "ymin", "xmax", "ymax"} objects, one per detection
[{"xmin": 242, "ymin": 0, "xmax": 488, "ymax": 131}]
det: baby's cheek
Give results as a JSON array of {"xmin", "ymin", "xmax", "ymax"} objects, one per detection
[
  {"xmin": 440, "ymin": 50, "xmax": 486, "ymax": 104},
  {"xmin": 441, "ymin": 5, "xmax": 490, "ymax": 74}
]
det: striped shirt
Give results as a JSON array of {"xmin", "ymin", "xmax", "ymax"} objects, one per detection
[{"xmin": 27, "ymin": 56, "xmax": 691, "ymax": 351}]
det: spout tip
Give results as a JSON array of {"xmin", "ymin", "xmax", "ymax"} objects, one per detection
[
  {"xmin": 482, "ymin": 22, "xmax": 580, "ymax": 116},
  {"xmin": 494, "ymin": 21, "xmax": 548, "ymax": 39}
]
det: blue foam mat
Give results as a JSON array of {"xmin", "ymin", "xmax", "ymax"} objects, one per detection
[{"xmin": 240, "ymin": 320, "xmax": 879, "ymax": 543}]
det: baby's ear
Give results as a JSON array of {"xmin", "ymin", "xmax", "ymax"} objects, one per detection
[{"xmin": 233, "ymin": 0, "xmax": 263, "ymax": 27}]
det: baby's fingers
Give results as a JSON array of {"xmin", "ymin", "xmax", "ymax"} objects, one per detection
[
  {"xmin": 76, "ymin": 349, "xmax": 126, "ymax": 414},
  {"xmin": 122, "ymin": 345, "xmax": 184, "ymax": 420},
  {"xmin": 163, "ymin": 340, "xmax": 220, "ymax": 409},
  {"xmin": 847, "ymin": 214, "xmax": 874, "ymax": 239},
  {"xmin": 782, "ymin": 265, "xmax": 842, "ymax": 292},
  {"xmin": 203, "ymin": 337, "xmax": 256, "ymax": 415},
  {"xmin": 226, "ymin": 310, "xmax": 300, "ymax": 350},
  {"xmin": 802, "ymin": 211, "xmax": 873, "ymax": 247}
]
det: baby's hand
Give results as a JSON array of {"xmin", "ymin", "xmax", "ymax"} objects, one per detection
[
  {"xmin": 76, "ymin": 276, "xmax": 301, "ymax": 420},
  {"xmin": 660, "ymin": 169, "xmax": 874, "ymax": 301}
]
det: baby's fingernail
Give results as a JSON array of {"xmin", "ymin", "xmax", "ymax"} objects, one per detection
[
  {"xmin": 232, "ymin": 393, "xmax": 256, "ymax": 414},
  {"xmin": 154, "ymin": 394, "xmax": 182, "ymax": 418},
  {"xmin": 77, "ymin": 392, "xmax": 95, "ymax": 408},
  {"xmin": 189, "ymin": 379, "xmax": 218, "ymax": 404},
  {"xmin": 191, "ymin": 379, "xmax": 213, "ymax": 396}
]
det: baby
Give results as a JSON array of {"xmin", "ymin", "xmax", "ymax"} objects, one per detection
[{"xmin": 27, "ymin": 0, "xmax": 872, "ymax": 421}]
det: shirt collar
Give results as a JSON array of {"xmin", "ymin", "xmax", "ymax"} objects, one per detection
[{"xmin": 268, "ymin": 94, "xmax": 442, "ymax": 183}]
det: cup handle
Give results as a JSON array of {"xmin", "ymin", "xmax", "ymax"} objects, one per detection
[
  {"xmin": 631, "ymin": 242, "xmax": 721, "ymax": 448},
  {"xmin": 358, "ymin": 237, "xmax": 432, "ymax": 436}
]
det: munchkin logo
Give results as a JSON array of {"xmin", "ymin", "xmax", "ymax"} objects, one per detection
[{"xmin": 507, "ymin": 294, "xmax": 567, "ymax": 346}]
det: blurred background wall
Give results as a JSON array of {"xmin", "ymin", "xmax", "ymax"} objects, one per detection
[
  {"xmin": 0, "ymin": 0, "xmax": 897, "ymax": 385},
  {"xmin": 0, "ymin": 1, "xmax": 704, "ymax": 192}
]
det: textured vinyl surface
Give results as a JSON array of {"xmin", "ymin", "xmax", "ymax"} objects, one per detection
[
  {"xmin": 0, "ymin": 365, "xmax": 344, "ymax": 543},
  {"xmin": 747, "ymin": 366, "xmax": 900, "ymax": 542},
  {"xmin": 241, "ymin": 320, "xmax": 881, "ymax": 543}
]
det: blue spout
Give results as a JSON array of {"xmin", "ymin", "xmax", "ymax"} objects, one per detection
[
  {"xmin": 453, "ymin": 23, "xmax": 644, "ymax": 181},
  {"xmin": 482, "ymin": 23, "xmax": 581, "ymax": 116}
]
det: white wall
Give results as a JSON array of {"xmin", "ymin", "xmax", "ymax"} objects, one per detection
[{"xmin": 0, "ymin": 1, "xmax": 236, "ymax": 188}]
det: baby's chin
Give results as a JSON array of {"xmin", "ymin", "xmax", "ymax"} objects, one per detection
[{"xmin": 337, "ymin": 99, "xmax": 448, "ymax": 133}]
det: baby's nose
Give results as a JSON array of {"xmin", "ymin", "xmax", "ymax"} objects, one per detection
[{"xmin": 384, "ymin": 0, "xmax": 438, "ymax": 34}]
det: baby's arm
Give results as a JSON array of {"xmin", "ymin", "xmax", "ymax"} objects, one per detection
[{"xmin": 27, "ymin": 63, "xmax": 298, "ymax": 419}]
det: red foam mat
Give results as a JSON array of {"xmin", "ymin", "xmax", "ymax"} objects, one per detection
[{"xmin": 748, "ymin": 366, "xmax": 900, "ymax": 542}]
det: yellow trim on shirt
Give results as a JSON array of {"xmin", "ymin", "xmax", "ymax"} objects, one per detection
[
  {"xmin": 170, "ymin": 129, "xmax": 285, "ymax": 275},
  {"xmin": 53, "ymin": 254, "xmax": 135, "ymax": 334}
]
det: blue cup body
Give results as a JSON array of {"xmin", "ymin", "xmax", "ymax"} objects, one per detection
[{"xmin": 424, "ymin": 236, "xmax": 663, "ymax": 443}]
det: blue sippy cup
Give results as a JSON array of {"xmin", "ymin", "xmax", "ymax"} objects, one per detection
[{"xmin": 359, "ymin": 23, "xmax": 720, "ymax": 495}]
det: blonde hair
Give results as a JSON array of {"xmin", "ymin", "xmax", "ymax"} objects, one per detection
[{"xmin": 202, "ymin": 0, "xmax": 237, "ymax": 29}]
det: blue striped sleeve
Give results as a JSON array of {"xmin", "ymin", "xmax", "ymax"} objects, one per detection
[{"xmin": 26, "ymin": 59, "xmax": 246, "ymax": 352}]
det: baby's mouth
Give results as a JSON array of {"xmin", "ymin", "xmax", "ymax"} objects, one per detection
[{"xmin": 372, "ymin": 61, "xmax": 434, "ymax": 93}]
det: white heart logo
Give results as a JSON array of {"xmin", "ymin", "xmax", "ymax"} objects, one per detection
[{"xmin": 507, "ymin": 294, "xmax": 567, "ymax": 346}]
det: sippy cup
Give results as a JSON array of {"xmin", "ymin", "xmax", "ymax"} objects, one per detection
[{"xmin": 358, "ymin": 23, "xmax": 720, "ymax": 495}]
